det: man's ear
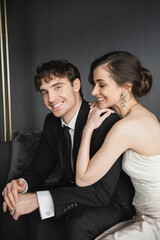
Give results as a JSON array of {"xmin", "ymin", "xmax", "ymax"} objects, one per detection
[{"xmin": 73, "ymin": 78, "xmax": 81, "ymax": 93}]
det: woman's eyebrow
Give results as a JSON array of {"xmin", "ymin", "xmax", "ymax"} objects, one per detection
[{"xmin": 95, "ymin": 79, "xmax": 105, "ymax": 82}]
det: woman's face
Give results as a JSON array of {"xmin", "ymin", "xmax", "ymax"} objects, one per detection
[{"xmin": 92, "ymin": 65, "xmax": 123, "ymax": 109}]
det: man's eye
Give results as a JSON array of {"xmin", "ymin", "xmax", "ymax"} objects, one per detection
[
  {"xmin": 41, "ymin": 91, "xmax": 47, "ymax": 96},
  {"xmin": 55, "ymin": 86, "xmax": 62, "ymax": 90}
]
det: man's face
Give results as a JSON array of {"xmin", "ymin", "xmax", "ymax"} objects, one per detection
[{"xmin": 39, "ymin": 74, "xmax": 81, "ymax": 123}]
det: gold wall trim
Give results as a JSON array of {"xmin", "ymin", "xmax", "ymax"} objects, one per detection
[
  {"xmin": 0, "ymin": 0, "xmax": 7, "ymax": 142},
  {"xmin": 0, "ymin": 0, "xmax": 12, "ymax": 142},
  {"xmin": 4, "ymin": 0, "xmax": 12, "ymax": 141}
]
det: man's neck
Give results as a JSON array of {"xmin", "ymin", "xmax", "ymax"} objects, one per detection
[{"xmin": 61, "ymin": 100, "xmax": 82, "ymax": 127}]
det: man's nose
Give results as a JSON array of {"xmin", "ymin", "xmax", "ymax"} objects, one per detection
[{"xmin": 48, "ymin": 91, "xmax": 56, "ymax": 102}]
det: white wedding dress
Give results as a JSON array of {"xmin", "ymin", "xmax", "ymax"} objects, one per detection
[{"xmin": 96, "ymin": 150, "xmax": 160, "ymax": 240}]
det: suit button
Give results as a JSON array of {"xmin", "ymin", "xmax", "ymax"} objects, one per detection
[
  {"xmin": 67, "ymin": 205, "xmax": 71, "ymax": 210},
  {"xmin": 64, "ymin": 208, "xmax": 67, "ymax": 212},
  {"xmin": 71, "ymin": 203, "xmax": 74, "ymax": 208}
]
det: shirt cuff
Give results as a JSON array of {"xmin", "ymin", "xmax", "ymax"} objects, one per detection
[
  {"xmin": 37, "ymin": 191, "xmax": 55, "ymax": 220},
  {"xmin": 18, "ymin": 178, "xmax": 28, "ymax": 193}
]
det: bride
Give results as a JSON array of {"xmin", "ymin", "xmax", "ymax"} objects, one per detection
[{"xmin": 76, "ymin": 51, "xmax": 160, "ymax": 239}]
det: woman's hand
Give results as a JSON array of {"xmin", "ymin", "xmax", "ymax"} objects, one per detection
[
  {"xmin": 86, "ymin": 104, "xmax": 115, "ymax": 131},
  {"xmin": 88, "ymin": 101, "xmax": 98, "ymax": 109}
]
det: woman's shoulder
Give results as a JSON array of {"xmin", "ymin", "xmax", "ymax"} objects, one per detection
[
  {"xmin": 112, "ymin": 106, "xmax": 159, "ymax": 136},
  {"xmin": 106, "ymin": 106, "xmax": 160, "ymax": 155}
]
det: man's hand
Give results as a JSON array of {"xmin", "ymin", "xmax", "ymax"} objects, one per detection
[
  {"xmin": 2, "ymin": 179, "xmax": 27, "ymax": 212},
  {"xmin": 12, "ymin": 193, "xmax": 39, "ymax": 221}
]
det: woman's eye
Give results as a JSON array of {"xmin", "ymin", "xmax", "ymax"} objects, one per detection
[{"xmin": 99, "ymin": 84, "xmax": 105, "ymax": 88}]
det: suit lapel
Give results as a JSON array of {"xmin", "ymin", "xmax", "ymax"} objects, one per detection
[{"xmin": 73, "ymin": 99, "xmax": 90, "ymax": 172}]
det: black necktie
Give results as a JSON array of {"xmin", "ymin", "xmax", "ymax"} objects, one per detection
[{"xmin": 63, "ymin": 125, "xmax": 74, "ymax": 181}]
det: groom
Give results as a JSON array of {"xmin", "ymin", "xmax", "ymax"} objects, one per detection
[{"xmin": 0, "ymin": 59, "xmax": 135, "ymax": 240}]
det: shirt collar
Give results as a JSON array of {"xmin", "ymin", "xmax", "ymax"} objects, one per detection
[{"xmin": 61, "ymin": 101, "xmax": 82, "ymax": 130}]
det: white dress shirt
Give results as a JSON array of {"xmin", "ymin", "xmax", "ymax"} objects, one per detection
[{"xmin": 24, "ymin": 102, "xmax": 82, "ymax": 220}]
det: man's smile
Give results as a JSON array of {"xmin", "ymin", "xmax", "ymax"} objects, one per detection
[{"xmin": 51, "ymin": 101, "xmax": 64, "ymax": 109}]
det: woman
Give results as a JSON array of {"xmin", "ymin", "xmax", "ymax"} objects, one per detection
[{"xmin": 76, "ymin": 51, "xmax": 160, "ymax": 239}]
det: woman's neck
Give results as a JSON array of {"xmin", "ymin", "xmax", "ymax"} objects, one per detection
[{"xmin": 114, "ymin": 99, "xmax": 140, "ymax": 118}]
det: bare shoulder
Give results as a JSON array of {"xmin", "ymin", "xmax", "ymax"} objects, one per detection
[
  {"xmin": 131, "ymin": 107, "xmax": 160, "ymax": 130},
  {"xmin": 103, "ymin": 106, "xmax": 160, "ymax": 155},
  {"xmin": 111, "ymin": 106, "xmax": 160, "ymax": 137},
  {"xmin": 110, "ymin": 115, "xmax": 133, "ymax": 135}
]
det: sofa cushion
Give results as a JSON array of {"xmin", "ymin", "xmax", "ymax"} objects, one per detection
[
  {"xmin": 8, "ymin": 131, "xmax": 41, "ymax": 181},
  {"xmin": 7, "ymin": 131, "xmax": 61, "ymax": 185}
]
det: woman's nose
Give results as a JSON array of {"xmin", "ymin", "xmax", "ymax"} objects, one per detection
[{"xmin": 91, "ymin": 85, "xmax": 98, "ymax": 96}]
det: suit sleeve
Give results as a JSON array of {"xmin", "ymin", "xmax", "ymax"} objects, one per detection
[
  {"xmin": 50, "ymin": 155, "xmax": 122, "ymax": 217},
  {"xmin": 21, "ymin": 114, "xmax": 59, "ymax": 192}
]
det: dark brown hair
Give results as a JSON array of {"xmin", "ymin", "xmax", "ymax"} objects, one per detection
[
  {"xmin": 88, "ymin": 51, "xmax": 152, "ymax": 98},
  {"xmin": 34, "ymin": 59, "xmax": 83, "ymax": 97}
]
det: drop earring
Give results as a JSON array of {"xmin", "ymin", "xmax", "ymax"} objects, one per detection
[{"xmin": 121, "ymin": 92, "xmax": 127, "ymax": 110}]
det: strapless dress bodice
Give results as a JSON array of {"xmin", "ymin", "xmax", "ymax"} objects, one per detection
[{"xmin": 122, "ymin": 150, "xmax": 160, "ymax": 216}]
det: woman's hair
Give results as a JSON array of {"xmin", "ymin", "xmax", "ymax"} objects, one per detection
[
  {"xmin": 88, "ymin": 51, "xmax": 152, "ymax": 98},
  {"xmin": 34, "ymin": 59, "xmax": 83, "ymax": 97}
]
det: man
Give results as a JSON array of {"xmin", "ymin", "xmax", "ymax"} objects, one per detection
[{"xmin": 0, "ymin": 59, "xmax": 135, "ymax": 240}]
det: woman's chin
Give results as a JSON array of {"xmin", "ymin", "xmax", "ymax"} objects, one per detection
[{"xmin": 98, "ymin": 102, "xmax": 109, "ymax": 109}]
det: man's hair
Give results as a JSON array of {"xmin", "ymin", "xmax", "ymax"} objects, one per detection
[{"xmin": 34, "ymin": 59, "xmax": 83, "ymax": 98}]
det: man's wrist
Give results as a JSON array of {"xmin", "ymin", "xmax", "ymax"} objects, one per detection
[
  {"xmin": 33, "ymin": 193, "xmax": 39, "ymax": 209},
  {"xmin": 18, "ymin": 178, "xmax": 28, "ymax": 193}
]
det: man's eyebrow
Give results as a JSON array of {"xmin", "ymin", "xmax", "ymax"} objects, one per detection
[
  {"xmin": 40, "ymin": 82, "xmax": 64, "ymax": 93},
  {"xmin": 50, "ymin": 82, "xmax": 64, "ymax": 87}
]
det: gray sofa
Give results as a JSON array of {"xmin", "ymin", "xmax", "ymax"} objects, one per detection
[
  {"xmin": 0, "ymin": 130, "xmax": 59, "ymax": 205},
  {"xmin": 0, "ymin": 131, "xmax": 42, "ymax": 205}
]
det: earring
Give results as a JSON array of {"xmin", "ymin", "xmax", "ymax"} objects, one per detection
[{"xmin": 121, "ymin": 92, "xmax": 127, "ymax": 110}]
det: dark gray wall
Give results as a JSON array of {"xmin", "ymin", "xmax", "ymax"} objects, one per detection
[{"xmin": 2, "ymin": 0, "xmax": 160, "ymax": 133}]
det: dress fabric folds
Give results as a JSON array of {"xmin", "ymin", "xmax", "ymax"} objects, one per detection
[{"xmin": 96, "ymin": 150, "xmax": 160, "ymax": 240}]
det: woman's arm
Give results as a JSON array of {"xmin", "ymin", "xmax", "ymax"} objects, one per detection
[{"xmin": 76, "ymin": 107, "xmax": 130, "ymax": 187}]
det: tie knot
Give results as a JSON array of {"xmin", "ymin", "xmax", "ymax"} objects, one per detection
[
  {"xmin": 63, "ymin": 125, "xmax": 70, "ymax": 133},
  {"xmin": 63, "ymin": 125, "xmax": 70, "ymax": 129}
]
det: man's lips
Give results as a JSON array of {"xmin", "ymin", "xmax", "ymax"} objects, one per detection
[{"xmin": 51, "ymin": 101, "xmax": 63, "ymax": 109}]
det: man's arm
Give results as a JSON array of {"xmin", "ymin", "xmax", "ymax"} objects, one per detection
[
  {"xmin": 7, "ymin": 190, "xmax": 55, "ymax": 221},
  {"xmin": 51, "ymin": 155, "xmax": 122, "ymax": 217},
  {"xmin": 9, "ymin": 157, "xmax": 121, "ymax": 221}
]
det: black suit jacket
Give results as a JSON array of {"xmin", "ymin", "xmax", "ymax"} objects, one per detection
[{"xmin": 23, "ymin": 99, "xmax": 134, "ymax": 217}]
